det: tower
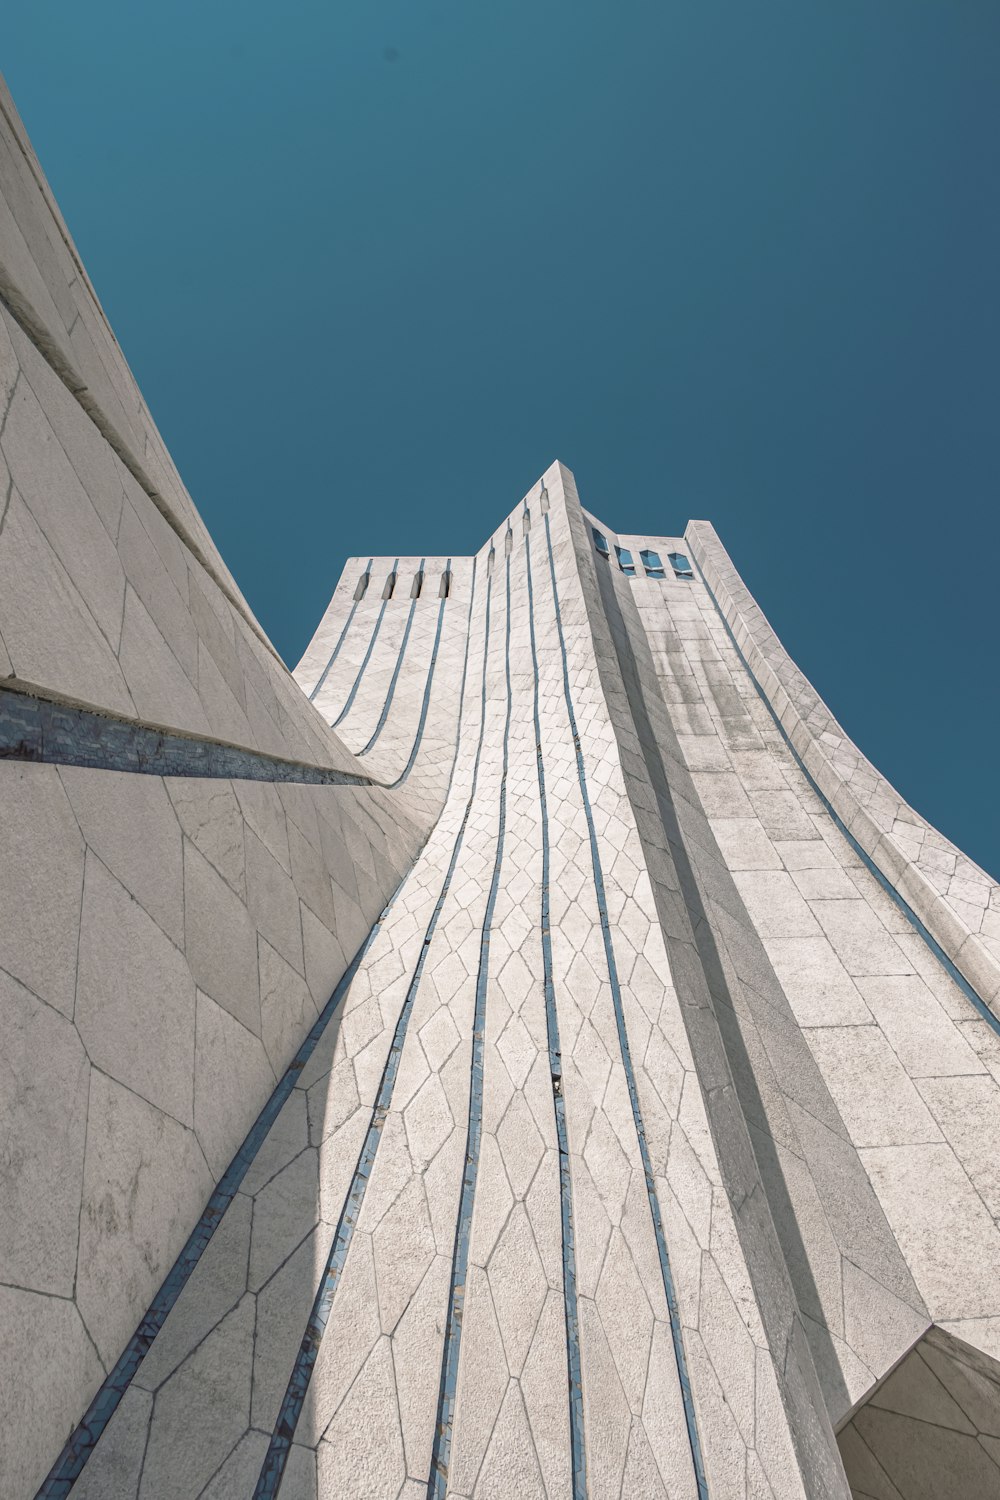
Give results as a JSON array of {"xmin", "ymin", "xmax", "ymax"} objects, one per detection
[{"xmin": 3, "ymin": 73, "xmax": 1000, "ymax": 1500}]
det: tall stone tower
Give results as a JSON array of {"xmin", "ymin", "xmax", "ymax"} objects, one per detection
[{"xmin": 3, "ymin": 74, "xmax": 1000, "ymax": 1500}]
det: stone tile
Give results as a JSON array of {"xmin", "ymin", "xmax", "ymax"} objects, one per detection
[
  {"xmin": 59, "ymin": 767, "xmax": 183, "ymax": 947},
  {"xmin": 852, "ymin": 1404, "xmax": 1000, "ymax": 1500},
  {"xmin": 77, "ymin": 1069, "xmax": 214, "ymax": 1368},
  {"xmin": 855, "ymin": 975, "xmax": 984, "ymax": 1078},
  {"xmin": 258, "ymin": 936, "xmax": 317, "ymax": 1076},
  {"xmin": 275, "ymin": 1443, "xmax": 317, "ymax": 1500},
  {"xmin": 920, "ymin": 1333, "xmax": 1000, "ymax": 1437},
  {"xmin": 578, "ymin": 1295, "xmax": 631, "ymax": 1498},
  {"xmin": 915, "ymin": 1075, "xmax": 1000, "ymax": 1217},
  {"xmin": 869, "ymin": 1346, "xmax": 974, "ymax": 1430},
  {"xmin": 763, "ymin": 936, "xmax": 872, "ymax": 1027},
  {"xmin": 1, "ymin": 370, "xmax": 125, "ymax": 647},
  {"xmin": 138, "ymin": 1295, "xmax": 255, "ymax": 1500},
  {"xmin": 0, "ymin": 967, "xmax": 88, "ymax": 1295},
  {"xmin": 247, "ymin": 1147, "xmax": 320, "ymax": 1293},
  {"xmin": 709, "ymin": 818, "xmax": 783, "ymax": 871},
  {"xmin": 297, "ymin": 1229, "xmax": 380, "ymax": 1445},
  {"xmin": 837, "ymin": 1422, "xmax": 905, "ymax": 1500},
  {"xmin": 372, "ymin": 1173, "xmax": 436, "ymax": 1333},
  {"xmin": 0, "ymin": 491, "xmax": 134, "ymax": 709},
  {"xmin": 389, "ymin": 1252, "xmax": 450, "ymax": 1477},
  {"xmin": 860, "ymin": 1143, "xmax": 1000, "ymax": 1320},
  {"xmin": 166, "ymin": 777, "xmax": 246, "ymax": 901},
  {"xmin": 118, "ymin": 584, "xmax": 209, "ymax": 734},
  {"xmin": 690, "ymin": 772, "xmax": 754, "ymax": 817},
  {"xmin": 811, "ymin": 901, "xmax": 911, "ymax": 977},
  {"xmin": 184, "ymin": 840, "xmax": 259, "ymax": 1034},
  {"xmin": 731, "ymin": 869, "xmax": 821, "ymax": 938},
  {"xmin": 0, "ymin": 1284, "xmax": 105, "ymax": 1500},
  {"xmin": 194, "ymin": 989, "xmax": 276, "ymax": 1176},
  {"xmin": 520, "ymin": 1289, "xmax": 572, "ymax": 1499},
  {"xmin": 450, "ymin": 1264, "xmax": 509, "ymax": 1495},
  {"xmin": 841, "ymin": 1258, "xmax": 929, "ymax": 1384},
  {"xmin": 316, "ymin": 1339, "xmax": 405, "ymax": 1498},
  {"xmin": 773, "ymin": 839, "xmax": 838, "ymax": 871},
  {"xmin": 136, "ymin": 1191, "xmax": 251, "ymax": 1392},
  {"xmin": 247, "ymin": 828, "xmax": 305, "ymax": 975},
  {"xmin": 76, "ymin": 854, "xmax": 195, "ymax": 1125},
  {"xmin": 301, "ymin": 904, "xmax": 347, "ymax": 1012},
  {"xmin": 252, "ymin": 1225, "xmax": 327, "ymax": 1433},
  {"xmin": 806, "ymin": 1026, "xmax": 943, "ymax": 1147},
  {"xmin": 200, "ymin": 1430, "xmax": 270, "ymax": 1498},
  {"xmin": 473, "ymin": 1379, "xmax": 547, "ymax": 1500},
  {"xmin": 487, "ymin": 1203, "xmax": 547, "ymax": 1377},
  {"xmin": 72, "ymin": 1386, "xmax": 152, "ymax": 1500},
  {"xmin": 117, "ymin": 498, "xmax": 198, "ymax": 685},
  {"xmin": 0, "ymin": 762, "xmax": 85, "ymax": 1018}
]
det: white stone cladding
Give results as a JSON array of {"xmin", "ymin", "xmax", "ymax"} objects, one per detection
[{"xmin": 4, "ymin": 69, "xmax": 1000, "ymax": 1500}]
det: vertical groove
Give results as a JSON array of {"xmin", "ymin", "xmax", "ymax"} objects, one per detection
[
  {"xmin": 252, "ymin": 560, "xmax": 497, "ymax": 1498},
  {"xmin": 389, "ymin": 557, "xmax": 475, "ymax": 789},
  {"xmin": 542, "ymin": 512, "xmax": 710, "ymax": 1499},
  {"xmin": 359, "ymin": 557, "xmax": 429, "ymax": 755},
  {"xmin": 34, "ymin": 878, "xmax": 407, "ymax": 1500},
  {"xmin": 426, "ymin": 549, "xmax": 514, "ymax": 1500},
  {"xmin": 524, "ymin": 528, "xmax": 587, "ymax": 1498},
  {"xmin": 694, "ymin": 556, "xmax": 1000, "ymax": 1039},
  {"xmin": 331, "ymin": 557, "xmax": 399, "ymax": 728},
  {"xmin": 307, "ymin": 558, "xmax": 373, "ymax": 703}
]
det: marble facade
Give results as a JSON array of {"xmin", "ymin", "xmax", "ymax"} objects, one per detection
[{"xmin": 3, "ymin": 71, "xmax": 1000, "ymax": 1500}]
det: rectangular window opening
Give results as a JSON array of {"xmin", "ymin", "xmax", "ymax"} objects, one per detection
[
  {"xmin": 615, "ymin": 545, "xmax": 636, "ymax": 576},
  {"xmin": 667, "ymin": 551, "xmax": 694, "ymax": 579}
]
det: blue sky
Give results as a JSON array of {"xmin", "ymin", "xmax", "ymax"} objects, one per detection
[{"xmin": 5, "ymin": 2, "xmax": 999, "ymax": 876}]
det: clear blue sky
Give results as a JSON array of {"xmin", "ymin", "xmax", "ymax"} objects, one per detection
[{"xmin": 5, "ymin": 2, "xmax": 999, "ymax": 876}]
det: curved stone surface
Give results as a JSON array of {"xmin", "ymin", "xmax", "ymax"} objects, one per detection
[{"xmin": 3, "ymin": 68, "xmax": 1000, "ymax": 1500}]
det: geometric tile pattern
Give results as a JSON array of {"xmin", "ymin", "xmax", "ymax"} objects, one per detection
[{"xmin": 4, "ymin": 69, "xmax": 1000, "ymax": 1500}]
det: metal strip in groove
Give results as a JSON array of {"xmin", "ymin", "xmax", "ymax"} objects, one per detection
[
  {"xmin": 694, "ymin": 556, "xmax": 1000, "ymax": 1040},
  {"xmin": 359, "ymin": 556, "xmax": 428, "ymax": 755},
  {"xmin": 34, "ymin": 881, "xmax": 405, "ymax": 1499},
  {"xmin": 307, "ymin": 558, "xmax": 373, "ymax": 702},
  {"xmin": 0, "ymin": 681, "xmax": 371, "ymax": 787},
  {"xmin": 542, "ymin": 511, "xmax": 710, "ymax": 1499},
  {"xmin": 426, "ymin": 549, "xmax": 514, "ymax": 1500},
  {"xmin": 524, "ymin": 528, "xmax": 587, "ymax": 1498},
  {"xmin": 252, "ymin": 561, "xmax": 496, "ymax": 1497},
  {"xmin": 388, "ymin": 557, "xmax": 473, "ymax": 789},
  {"xmin": 331, "ymin": 558, "xmax": 399, "ymax": 729}
]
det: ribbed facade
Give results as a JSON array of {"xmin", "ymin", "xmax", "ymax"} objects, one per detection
[{"xmin": 3, "ymin": 71, "xmax": 1000, "ymax": 1500}]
